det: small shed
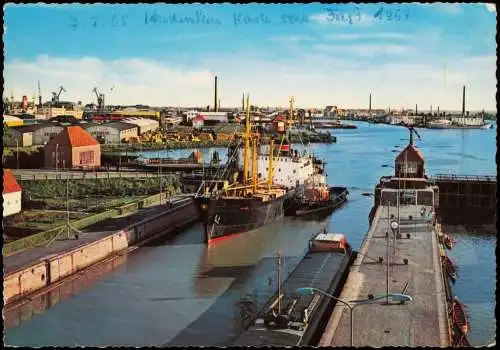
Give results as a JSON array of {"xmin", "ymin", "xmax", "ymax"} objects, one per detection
[
  {"xmin": 395, "ymin": 144, "xmax": 425, "ymax": 178},
  {"xmin": 44, "ymin": 125, "xmax": 101, "ymax": 169},
  {"xmin": 3, "ymin": 169, "xmax": 22, "ymax": 217}
]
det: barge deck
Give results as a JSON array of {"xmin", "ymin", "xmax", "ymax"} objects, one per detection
[
  {"xmin": 233, "ymin": 233, "xmax": 354, "ymax": 346},
  {"xmin": 319, "ymin": 205, "xmax": 450, "ymax": 347}
]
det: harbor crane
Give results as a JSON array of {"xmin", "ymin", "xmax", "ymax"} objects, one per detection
[
  {"xmin": 92, "ymin": 87, "xmax": 105, "ymax": 110},
  {"xmin": 51, "ymin": 86, "xmax": 66, "ymax": 104},
  {"xmin": 398, "ymin": 122, "xmax": 421, "ymax": 145}
]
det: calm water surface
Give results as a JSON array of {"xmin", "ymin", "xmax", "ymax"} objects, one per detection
[{"xmin": 5, "ymin": 122, "xmax": 496, "ymax": 346}]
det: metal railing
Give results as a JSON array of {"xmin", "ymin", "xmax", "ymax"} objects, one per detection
[{"xmin": 432, "ymin": 174, "xmax": 497, "ymax": 183}]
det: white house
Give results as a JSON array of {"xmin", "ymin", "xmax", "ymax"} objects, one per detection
[{"xmin": 3, "ymin": 169, "xmax": 22, "ymax": 217}]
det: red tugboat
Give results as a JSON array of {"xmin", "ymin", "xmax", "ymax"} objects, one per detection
[{"xmin": 452, "ymin": 296, "xmax": 469, "ymax": 335}]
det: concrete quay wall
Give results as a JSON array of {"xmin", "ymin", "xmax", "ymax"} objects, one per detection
[{"xmin": 3, "ymin": 198, "xmax": 197, "ymax": 306}]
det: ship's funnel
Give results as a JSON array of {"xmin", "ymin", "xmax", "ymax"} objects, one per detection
[{"xmin": 462, "ymin": 85, "xmax": 465, "ymax": 116}]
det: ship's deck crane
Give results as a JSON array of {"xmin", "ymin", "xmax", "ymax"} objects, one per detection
[{"xmin": 92, "ymin": 87, "xmax": 105, "ymax": 110}]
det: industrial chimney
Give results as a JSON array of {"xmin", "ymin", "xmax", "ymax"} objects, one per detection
[
  {"xmin": 242, "ymin": 94, "xmax": 245, "ymax": 111},
  {"xmin": 462, "ymin": 85, "xmax": 465, "ymax": 116},
  {"xmin": 415, "ymin": 104, "xmax": 418, "ymax": 115},
  {"xmin": 369, "ymin": 93, "xmax": 372, "ymax": 112},
  {"xmin": 214, "ymin": 76, "xmax": 218, "ymax": 112}
]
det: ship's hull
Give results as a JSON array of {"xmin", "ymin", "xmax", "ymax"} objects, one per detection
[
  {"xmin": 194, "ymin": 190, "xmax": 294, "ymax": 243},
  {"xmin": 427, "ymin": 123, "xmax": 491, "ymax": 129}
]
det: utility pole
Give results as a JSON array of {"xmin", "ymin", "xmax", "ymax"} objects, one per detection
[
  {"xmin": 16, "ymin": 138, "xmax": 19, "ymax": 169},
  {"xmin": 56, "ymin": 143, "xmax": 59, "ymax": 173},
  {"xmin": 66, "ymin": 169, "xmax": 70, "ymax": 239},
  {"xmin": 277, "ymin": 251, "xmax": 282, "ymax": 314}
]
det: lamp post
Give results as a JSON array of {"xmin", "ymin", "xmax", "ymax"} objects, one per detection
[
  {"xmin": 390, "ymin": 219, "xmax": 399, "ymax": 299},
  {"xmin": 296, "ymin": 287, "xmax": 413, "ymax": 347}
]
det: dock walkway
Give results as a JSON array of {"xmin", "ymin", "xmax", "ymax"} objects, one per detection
[
  {"xmin": 4, "ymin": 196, "xmax": 190, "ymax": 276},
  {"xmin": 319, "ymin": 205, "xmax": 449, "ymax": 347}
]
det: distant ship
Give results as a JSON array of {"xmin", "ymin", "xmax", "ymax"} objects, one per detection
[
  {"xmin": 427, "ymin": 116, "xmax": 492, "ymax": 129},
  {"xmin": 194, "ymin": 95, "xmax": 293, "ymax": 243},
  {"xmin": 427, "ymin": 119, "xmax": 453, "ymax": 129}
]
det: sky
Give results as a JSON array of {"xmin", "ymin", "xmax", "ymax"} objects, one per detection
[{"xmin": 3, "ymin": 3, "xmax": 497, "ymax": 110}]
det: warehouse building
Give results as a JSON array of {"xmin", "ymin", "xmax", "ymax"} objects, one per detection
[
  {"xmin": 44, "ymin": 126, "xmax": 101, "ymax": 169},
  {"xmin": 3, "ymin": 115, "xmax": 24, "ymax": 127},
  {"xmin": 8, "ymin": 122, "xmax": 64, "ymax": 146},
  {"xmin": 83, "ymin": 121, "xmax": 138, "ymax": 143},
  {"xmin": 122, "ymin": 117, "xmax": 159, "ymax": 135},
  {"xmin": 3, "ymin": 126, "xmax": 33, "ymax": 147},
  {"xmin": 197, "ymin": 112, "xmax": 228, "ymax": 124},
  {"xmin": 110, "ymin": 107, "xmax": 160, "ymax": 119}
]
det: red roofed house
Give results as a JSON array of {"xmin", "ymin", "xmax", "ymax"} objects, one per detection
[
  {"xmin": 44, "ymin": 126, "xmax": 101, "ymax": 169},
  {"xmin": 395, "ymin": 144, "xmax": 425, "ymax": 178},
  {"xmin": 192, "ymin": 115, "xmax": 205, "ymax": 130},
  {"xmin": 3, "ymin": 169, "xmax": 22, "ymax": 217}
]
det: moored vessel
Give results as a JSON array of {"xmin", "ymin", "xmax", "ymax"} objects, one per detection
[
  {"xmin": 287, "ymin": 161, "xmax": 349, "ymax": 217},
  {"xmin": 233, "ymin": 231, "xmax": 355, "ymax": 346},
  {"xmin": 194, "ymin": 95, "xmax": 292, "ymax": 243},
  {"xmin": 427, "ymin": 119, "xmax": 453, "ymax": 129},
  {"xmin": 451, "ymin": 296, "xmax": 469, "ymax": 335}
]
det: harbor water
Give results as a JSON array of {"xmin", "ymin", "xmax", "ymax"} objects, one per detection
[{"xmin": 5, "ymin": 122, "xmax": 496, "ymax": 346}]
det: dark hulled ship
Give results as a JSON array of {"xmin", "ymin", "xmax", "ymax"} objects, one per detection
[{"xmin": 194, "ymin": 95, "xmax": 292, "ymax": 243}]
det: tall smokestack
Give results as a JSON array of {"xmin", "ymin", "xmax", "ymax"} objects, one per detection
[
  {"xmin": 242, "ymin": 94, "xmax": 245, "ymax": 111},
  {"xmin": 462, "ymin": 85, "xmax": 465, "ymax": 116},
  {"xmin": 218, "ymin": 99, "xmax": 221, "ymax": 111},
  {"xmin": 415, "ymin": 104, "xmax": 418, "ymax": 115},
  {"xmin": 214, "ymin": 76, "xmax": 218, "ymax": 112},
  {"xmin": 369, "ymin": 93, "xmax": 372, "ymax": 112},
  {"xmin": 437, "ymin": 106, "xmax": 440, "ymax": 115}
]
